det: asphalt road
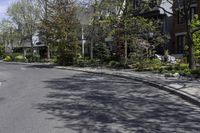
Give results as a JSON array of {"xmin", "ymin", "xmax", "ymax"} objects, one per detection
[{"xmin": 0, "ymin": 63, "xmax": 200, "ymax": 133}]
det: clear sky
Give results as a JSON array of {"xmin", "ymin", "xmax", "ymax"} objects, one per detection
[{"xmin": 0, "ymin": 0, "xmax": 19, "ymax": 21}]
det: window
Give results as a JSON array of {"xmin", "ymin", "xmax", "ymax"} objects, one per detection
[
  {"xmin": 190, "ymin": 6, "xmax": 197, "ymax": 21},
  {"xmin": 176, "ymin": 2, "xmax": 197, "ymax": 24},
  {"xmin": 177, "ymin": 9, "xmax": 184, "ymax": 24},
  {"xmin": 177, "ymin": 35, "xmax": 185, "ymax": 54}
]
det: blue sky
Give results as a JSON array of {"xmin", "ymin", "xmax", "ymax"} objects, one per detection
[{"xmin": 0, "ymin": 0, "xmax": 18, "ymax": 21}]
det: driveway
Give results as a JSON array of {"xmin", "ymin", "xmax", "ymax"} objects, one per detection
[{"xmin": 0, "ymin": 63, "xmax": 200, "ymax": 133}]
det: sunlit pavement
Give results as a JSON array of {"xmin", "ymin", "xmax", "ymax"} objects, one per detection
[{"xmin": 0, "ymin": 63, "xmax": 200, "ymax": 133}]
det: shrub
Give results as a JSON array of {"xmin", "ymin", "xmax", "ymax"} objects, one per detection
[
  {"xmin": 150, "ymin": 59, "xmax": 161, "ymax": 64},
  {"xmin": 153, "ymin": 64, "xmax": 162, "ymax": 71},
  {"xmin": 94, "ymin": 43, "xmax": 111, "ymax": 62},
  {"xmin": 32, "ymin": 55, "xmax": 40, "ymax": 62},
  {"xmin": 10, "ymin": 53, "xmax": 21, "ymax": 60},
  {"xmin": 26, "ymin": 54, "xmax": 40, "ymax": 62},
  {"xmin": 160, "ymin": 69, "xmax": 169, "ymax": 74},
  {"xmin": 180, "ymin": 69, "xmax": 191, "ymax": 76},
  {"xmin": 133, "ymin": 59, "xmax": 162, "ymax": 71},
  {"xmin": 191, "ymin": 69, "xmax": 200, "ymax": 75},
  {"xmin": 176, "ymin": 63, "xmax": 189, "ymax": 70},
  {"xmin": 108, "ymin": 60, "xmax": 120, "ymax": 68},
  {"xmin": 149, "ymin": 59, "xmax": 162, "ymax": 70},
  {"xmin": 179, "ymin": 63, "xmax": 189, "ymax": 70},
  {"xmin": 74, "ymin": 58, "xmax": 101, "ymax": 67},
  {"xmin": 15, "ymin": 55, "xmax": 27, "ymax": 62},
  {"xmin": 76, "ymin": 58, "xmax": 86, "ymax": 67},
  {"xmin": 0, "ymin": 44, "xmax": 4, "ymax": 58},
  {"xmin": 164, "ymin": 65, "xmax": 175, "ymax": 71},
  {"xmin": 3, "ymin": 55, "xmax": 12, "ymax": 62},
  {"xmin": 133, "ymin": 62, "xmax": 143, "ymax": 71}
]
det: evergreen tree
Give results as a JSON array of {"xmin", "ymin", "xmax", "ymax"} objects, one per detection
[{"xmin": 41, "ymin": 0, "xmax": 80, "ymax": 65}]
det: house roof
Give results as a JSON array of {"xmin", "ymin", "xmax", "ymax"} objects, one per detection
[{"xmin": 135, "ymin": 0, "xmax": 172, "ymax": 17}]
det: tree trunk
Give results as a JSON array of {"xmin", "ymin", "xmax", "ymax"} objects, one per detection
[
  {"xmin": 186, "ymin": 16, "xmax": 196, "ymax": 70},
  {"xmin": 124, "ymin": 0, "xmax": 128, "ymax": 67},
  {"xmin": 186, "ymin": 26, "xmax": 196, "ymax": 69},
  {"xmin": 90, "ymin": 40, "xmax": 94, "ymax": 60},
  {"xmin": 124, "ymin": 37, "xmax": 128, "ymax": 65},
  {"xmin": 47, "ymin": 45, "xmax": 50, "ymax": 60},
  {"xmin": 30, "ymin": 36, "xmax": 34, "ymax": 62},
  {"xmin": 81, "ymin": 26, "xmax": 85, "ymax": 58},
  {"xmin": 188, "ymin": 33, "xmax": 196, "ymax": 69}
]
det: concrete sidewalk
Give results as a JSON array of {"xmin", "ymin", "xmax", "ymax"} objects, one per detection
[{"xmin": 56, "ymin": 66, "xmax": 200, "ymax": 107}]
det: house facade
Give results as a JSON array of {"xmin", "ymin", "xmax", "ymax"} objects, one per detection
[
  {"xmin": 21, "ymin": 32, "xmax": 47, "ymax": 59},
  {"xmin": 4, "ymin": 31, "xmax": 48, "ymax": 59},
  {"xmin": 172, "ymin": 0, "xmax": 200, "ymax": 57},
  {"xmin": 132, "ymin": 0, "xmax": 173, "ymax": 54}
]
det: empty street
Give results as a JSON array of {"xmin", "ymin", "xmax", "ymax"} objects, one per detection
[{"xmin": 0, "ymin": 63, "xmax": 200, "ymax": 133}]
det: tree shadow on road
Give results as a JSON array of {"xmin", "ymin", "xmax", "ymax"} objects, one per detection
[
  {"xmin": 37, "ymin": 73, "xmax": 200, "ymax": 133},
  {"xmin": 0, "ymin": 97, "xmax": 5, "ymax": 102}
]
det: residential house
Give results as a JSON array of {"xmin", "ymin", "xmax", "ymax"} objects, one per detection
[
  {"xmin": 5, "ymin": 31, "xmax": 48, "ymax": 59},
  {"xmin": 22, "ymin": 32, "xmax": 48, "ymax": 59},
  {"xmin": 172, "ymin": 0, "xmax": 200, "ymax": 57},
  {"xmin": 132, "ymin": 0, "xmax": 173, "ymax": 54}
]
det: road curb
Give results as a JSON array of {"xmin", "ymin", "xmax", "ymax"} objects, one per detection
[
  {"xmin": 0, "ymin": 61, "xmax": 53, "ymax": 66},
  {"xmin": 56, "ymin": 66, "xmax": 200, "ymax": 107}
]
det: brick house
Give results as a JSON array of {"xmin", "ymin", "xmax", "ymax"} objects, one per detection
[{"xmin": 172, "ymin": 0, "xmax": 200, "ymax": 57}]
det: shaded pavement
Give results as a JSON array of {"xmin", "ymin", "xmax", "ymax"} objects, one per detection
[
  {"xmin": 56, "ymin": 66, "xmax": 200, "ymax": 106},
  {"xmin": 0, "ymin": 63, "xmax": 200, "ymax": 133},
  {"xmin": 38, "ymin": 72, "xmax": 200, "ymax": 133}
]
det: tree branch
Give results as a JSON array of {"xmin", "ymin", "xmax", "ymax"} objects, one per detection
[
  {"xmin": 156, "ymin": 5, "xmax": 174, "ymax": 15},
  {"xmin": 166, "ymin": 0, "xmax": 173, "ymax": 5}
]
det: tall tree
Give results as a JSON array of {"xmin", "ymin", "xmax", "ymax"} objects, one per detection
[
  {"xmin": 96, "ymin": 0, "xmax": 163, "ymax": 62},
  {"xmin": 0, "ymin": 19, "xmax": 19, "ymax": 53},
  {"xmin": 7, "ymin": 0, "xmax": 40, "ymax": 58},
  {"xmin": 41, "ymin": 0, "xmax": 80, "ymax": 65}
]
